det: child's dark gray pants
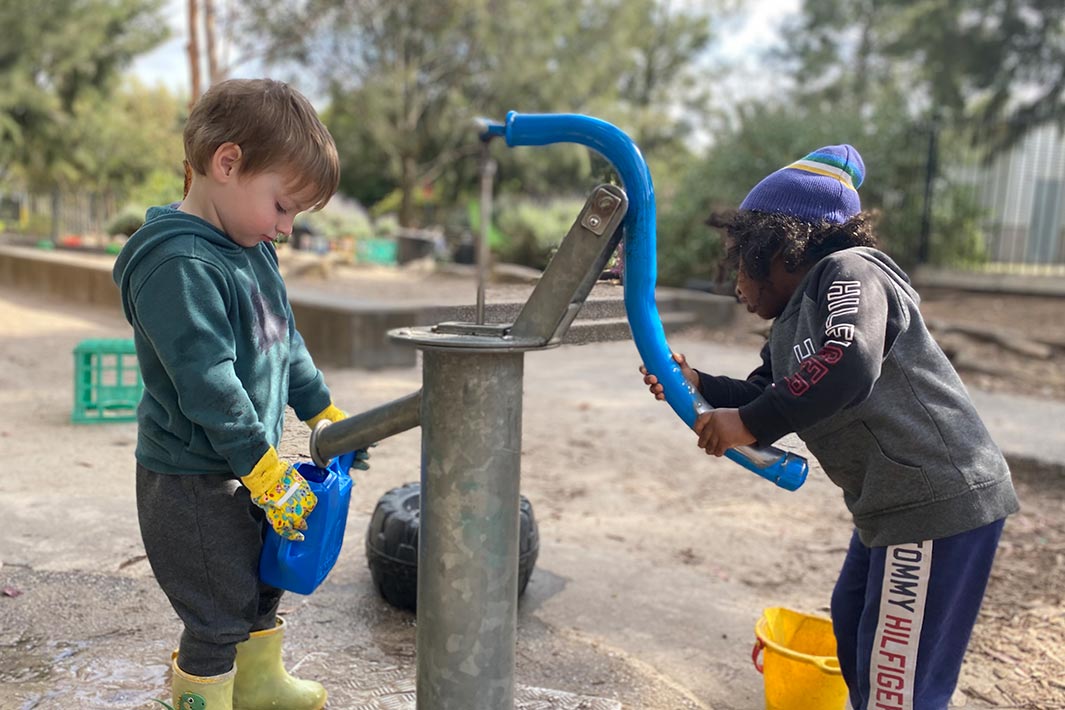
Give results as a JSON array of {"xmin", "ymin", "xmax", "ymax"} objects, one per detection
[{"xmin": 136, "ymin": 464, "xmax": 283, "ymax": 676}]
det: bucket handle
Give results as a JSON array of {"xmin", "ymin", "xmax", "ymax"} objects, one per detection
[{"xmin": 752, "ymin": 636, "xmax": 843, "ymax": 675}]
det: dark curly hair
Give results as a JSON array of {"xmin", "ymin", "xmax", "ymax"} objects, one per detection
[{"xmin": 707, "ymin": 209, "xmax": 879, "ymax": 283}]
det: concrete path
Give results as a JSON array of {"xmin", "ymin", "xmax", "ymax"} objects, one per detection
[{"xmin": 969, "ymin": 389, "xmax": 1065, "ymax": 468}]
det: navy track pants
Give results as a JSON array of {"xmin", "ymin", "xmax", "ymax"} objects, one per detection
[{"xmin": 830, "ymin": 519, "xmax": 1005, "ymax": 710}]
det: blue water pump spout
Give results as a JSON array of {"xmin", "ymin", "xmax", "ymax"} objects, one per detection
[{"xmin": 488, "ymin": 111, "xmax": 807, "ymax": 491}]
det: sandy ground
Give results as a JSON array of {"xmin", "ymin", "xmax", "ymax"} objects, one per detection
[{"xmin": 1, "ymin": 276, "xmax": 1063, "ymax": 709}]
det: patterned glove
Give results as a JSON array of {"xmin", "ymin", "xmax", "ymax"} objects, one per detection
[
  {"xmin": 304, "ymin": 402, "xmax": 347, "ymax": 430},
  {"xmin": 241, "ymin": 447, "xmax": 318, "ymax": 541}
]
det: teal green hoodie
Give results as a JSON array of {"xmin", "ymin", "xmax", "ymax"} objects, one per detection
[{"xmin": 112, "ymin": 205, "xmax": 332, "ymax": 477}]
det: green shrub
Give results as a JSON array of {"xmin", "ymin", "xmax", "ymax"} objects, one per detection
[
  {"xmin": 493, "ymin": 196, "xmax": 586, "ymax": 269},
  {"xmin": 300, "ymin": 197, "xmax": 374, "ymax": 240},
  {"xmin": 374, "ymin": 214, "xmax": 400, "ymax": 237},
  {"xmin": 107, "ymin": 208, "xmax": 146, "ymax": 237},
  {"xmin": 125, "ymin": 168, "xmax": 185, "ymax": 209}
]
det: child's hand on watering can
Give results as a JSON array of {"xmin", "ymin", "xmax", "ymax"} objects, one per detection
[{"xmin": 639, "ymin": 353, "xmax": 699, "ymax": 401}]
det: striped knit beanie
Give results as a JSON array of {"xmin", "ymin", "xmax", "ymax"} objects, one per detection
[{"xmin": 739, "ymin": 145, "xmax": 865, "ymax": 224}]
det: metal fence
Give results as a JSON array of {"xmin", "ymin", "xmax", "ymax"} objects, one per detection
[
  {"xmin": 937, "ymin": 121, "xmax": 1065, "ymax": 276},
  {"xmin": 2, "ymin": 190, "xmax": 118, "ymax": 241}
]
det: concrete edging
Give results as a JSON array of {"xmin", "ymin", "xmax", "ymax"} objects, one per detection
[{"xmin": 0, "ymin": 244, "xmax": 739, "ymax": 369}]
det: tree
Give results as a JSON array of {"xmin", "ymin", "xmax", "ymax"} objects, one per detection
[
  {"xmin": 186, "ymin": 0, "xmax": 230, "ymax": 104},
  {"xmin": 656, "ymin": 91, "xmax": 989, "ymax": 286},
  {"xmin": 884, "ymin": 0, "xmax": 1065, "ymax": 153},
  {"xmin": 70, "ymin": 81, "xmax": 185, "ymax": 205},
  {"xmin": 779, "ymin": 0, "xmax": 1065, "ymax": 154},
  {"xmin": 0, "ymin": 0, "xmax": 168, "ymax": 236},
  {"xmin": 238, "ymin": 0, "xmax": 718, "ymax": 225}
]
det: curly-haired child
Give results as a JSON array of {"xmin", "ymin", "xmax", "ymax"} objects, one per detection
[{"xmin": 642, "ymin": 145, "xmax": 1019, "ymax": 709}]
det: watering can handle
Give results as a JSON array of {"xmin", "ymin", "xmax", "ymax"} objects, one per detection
[
  {"xmin": 752, "ymin": 638, "xmax": 765, "ymax": 674},
  {"xmin": 493, "ymin": 111, "xmax": 808, "ymax": 491}
]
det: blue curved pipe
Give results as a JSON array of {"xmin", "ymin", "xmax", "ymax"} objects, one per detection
[{"xmin": 494, "ymin": 111, "xmax": 807, "ymax": 490}]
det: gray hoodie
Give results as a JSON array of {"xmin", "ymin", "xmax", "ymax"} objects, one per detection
[{"xmin": 700, "ymin": 247, "xmax": 1019, "ymax": 546}]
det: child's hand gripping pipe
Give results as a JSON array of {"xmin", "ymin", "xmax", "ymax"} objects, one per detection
[{"xmin": 481, "ymin": 111, "xmax": 808, "ymax": 490}]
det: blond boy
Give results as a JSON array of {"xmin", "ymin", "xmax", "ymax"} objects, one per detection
[{"xmin": 113, "ymin": 78, "xmax": 352, "ymax": 710}]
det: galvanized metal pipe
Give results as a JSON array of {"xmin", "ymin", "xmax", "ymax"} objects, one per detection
[
  {"xmin": 416, "ymin": 348, "xmax": 524, "ymax": 710},
  {"xmin": 309, "ymin": 390, "xmax": 422, "ymax": 467}
]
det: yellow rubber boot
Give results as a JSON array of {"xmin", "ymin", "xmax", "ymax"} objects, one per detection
[
  {"xmin": 170, "ymin": 659, "xmax": 235, "ymax": 710},
  {"xmin": 232, "ymin": 617, "xmax": 326, "ymax": 710}
]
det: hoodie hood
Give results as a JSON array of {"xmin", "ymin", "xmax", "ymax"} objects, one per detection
[
  {"xmin": 112, "ymin": 205, "xmax": 242, "ymax": 321},
  {"xmin": 850, "ymin": 246, "xmax": 920, "ymax": 305},
  {"xmin": 779, "ymin": 246, "xmax": 920, "ymax": 324}
]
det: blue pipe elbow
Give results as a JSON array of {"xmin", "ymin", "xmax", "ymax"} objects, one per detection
[{"xmin": 498, "ymin": 111, "xmax": 807, "ymax": 491}]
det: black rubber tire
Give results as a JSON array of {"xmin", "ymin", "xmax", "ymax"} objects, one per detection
[{"xmin": 365, "ymin": 482, "xmax": 540, "ymax": 612}]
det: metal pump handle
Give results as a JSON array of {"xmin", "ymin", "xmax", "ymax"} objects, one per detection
[{"xmin": 489, "ymin": 111, "xmax": 808, "ymax": 490}]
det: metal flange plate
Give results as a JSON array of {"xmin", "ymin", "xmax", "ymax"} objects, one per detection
[{"xmin": 389, "ymin": 323, "xmax": 557, "ymax": 353}]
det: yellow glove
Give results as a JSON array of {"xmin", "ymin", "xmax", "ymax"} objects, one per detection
[
  {"xmin": 304, "ymin": 402, "xmax": 347, "ymax": 430},
  {"xmin": 241, "ymin": 447, "xmax": 318, "ymax": 541}
]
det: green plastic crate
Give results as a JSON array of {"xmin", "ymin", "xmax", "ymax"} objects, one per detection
[
  {"xmin": 356, "ymin": 238, "xmax": 398, "ymax": 265},
  {"xmin": 72, "ymin": 338, "xmax": 143, "ymax": 423}
]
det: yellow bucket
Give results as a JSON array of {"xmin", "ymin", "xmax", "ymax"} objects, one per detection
[{"xmin": 752, "ymin": 607, "xmax": 849, "ymax": 710}]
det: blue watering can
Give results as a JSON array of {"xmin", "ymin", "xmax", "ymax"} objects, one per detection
[{"xmin": 259, "ymin": 451, "xmax": 356, "ymax": 594}]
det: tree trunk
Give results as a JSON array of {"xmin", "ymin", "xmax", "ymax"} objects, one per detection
[
  {"xmin": 204, "ymin": 0, "xmax": 221, "ymax": 85},
  {"xmin": 399, "ymin": 155, "xmax": 417, "ymax": 227},
  {"xmin": 50, "ymin": 187, "xmax": 61, "ymax": 242},
  {"xmin": 187, "ymin": 0, "xmax": 201, "ymax": 106}
]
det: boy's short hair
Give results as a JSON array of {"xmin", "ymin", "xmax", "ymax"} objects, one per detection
[{"xmin": 184, "ymin": 78, "xmax": 339, "ymax": 210}]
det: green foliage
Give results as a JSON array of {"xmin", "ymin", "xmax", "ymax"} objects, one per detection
[
  {"xmin": 493, "ymin": 196, "xmax": 586, "ymax": 269},
  {"xmin": 239, "ymin": 0, "xmax": 716, "ymax": 226},
  {"xmin": 106, "ymin": 207, "xmax": 145, "ymax": 237},
  {"xmin": 926, "ymin": 183, "xmax": 990, "ymax": 268},
  {"xmin": 19, "ymin": 213, "xmax": 54, "ymax": 238},
  {"xmin": 374, "ymin": 214, "xmax": 400, "ymax": 238},
  {"xmin": 299, "ymin": 198, "xmax": 374, "ymax": 240},
  {"xmin": 371, "ymin": 185, "xmax": 440, "ymax": 220},
  {"xmin": 70, "ymin": 81, "xmax": 185, "ymax": 200},
  {"xmin": 780, "ymin": 0, "xmax": 1065, "ymax": 154},
  {"xmin": 125, "ymin": 166, "xmax": 186, "ymax": 210},
  {"xmin": 322, "ymin": 100, "xmax": 398, "ymax": 209},
  {"xmin": 0, "ymin": 0, "xmax": 169, "ymax": 191},
  {"xmin": 466, "ymin": 198, "xmax": 506, "ymax": 249},
  {"xmin": 655, "ymin": 92, "xmax": 990, "ymax": 284}
]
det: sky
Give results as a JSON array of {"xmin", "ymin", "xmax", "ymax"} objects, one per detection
[{"xmin": 128, "ymin": 0, "xmax": 802, "ymax": 105}]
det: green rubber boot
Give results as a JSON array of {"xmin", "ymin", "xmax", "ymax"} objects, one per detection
[
  {"xmin": 232, "ymin": 617, "xmax": 327, "ymax": 710},
  {"xmin": 170, "ymin": 659, "xmax": 235, "ymax": 710}
]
